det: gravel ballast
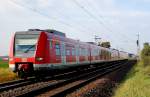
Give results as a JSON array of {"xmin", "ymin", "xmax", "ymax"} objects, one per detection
[{"xmin": 66, "ymin": 62, "xmax": 134, "ymax": 97}]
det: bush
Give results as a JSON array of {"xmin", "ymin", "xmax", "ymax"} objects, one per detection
[
  {"xmin": 141, "ymin": 43, "xmax": 150, "ymax": 66},
  {"xmin": 0, "ymin": 68, "xmax": 18, "ymax": 82},
  {"xmin": 141, "ymin": 56, "xmax": 150, "ymax": 67}
]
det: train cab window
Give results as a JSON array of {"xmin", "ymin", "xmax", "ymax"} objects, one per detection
[
  {"xmin": 15, "ymin": 34, "xmax": 39, "ymax": 57},
  {"xmin": 55, "ymin": 44, "xmax": 61, "ymax": 56}
]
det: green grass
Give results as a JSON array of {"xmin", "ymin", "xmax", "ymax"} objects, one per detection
[
  {"xmin": 113, "ymin": 62, "xmax": 150, "ymax": 97},
  {"xmin": 0, "ymin": 59, "xmax": 18, "ymax": 83},
  {"xmin": 0, "ymin": 59, "xmax": 8, "ymax": 68}
]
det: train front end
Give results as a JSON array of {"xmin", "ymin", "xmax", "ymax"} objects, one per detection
[{"xmin": 9, "ymin": 30, "xmax": 49, "ymax": 78}]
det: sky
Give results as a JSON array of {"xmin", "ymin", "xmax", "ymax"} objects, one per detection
[{"xmin": 0, "ymin": 0, "xmax": 150, "ymax": 55}]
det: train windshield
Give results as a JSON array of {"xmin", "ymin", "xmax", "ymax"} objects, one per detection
[{"xmin": 15, "ymin": 34, "xmax": 39, "ymax": 57}]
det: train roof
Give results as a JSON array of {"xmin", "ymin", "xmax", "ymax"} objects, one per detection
[
  {"xmin": 15, "ymin": 29, "xmax": 123, "ymax": 53},
  {"xmin": 44, "ymin": 29, "xmax": 66, "ymax": 37},
  {"xmin": 15, "ymin": 29, "xmax": 66, "ymax": 37},
  {"xmin": 86, "ymin": 42, "xmax": 97, "ymax": 45},
  {"xmin": 15, "ymin": 31, "xmax": 41, "ymax": 35}
]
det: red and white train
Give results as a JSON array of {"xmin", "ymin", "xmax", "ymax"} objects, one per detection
[{"xmin": 9, "ymin": 29, "xmax": 134, "ymax": 77}]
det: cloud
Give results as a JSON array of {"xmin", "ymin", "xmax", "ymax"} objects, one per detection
[{"xmin": 0, "ymin": 0, "xmax": 150, "ymax": 55}]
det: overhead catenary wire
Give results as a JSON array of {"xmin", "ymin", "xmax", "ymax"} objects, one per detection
[
  {"xmin": 37, "ymin": 2, "xmax": 99, "ymax": 35},
  {"xmin": 74, "ymin": 0, "xmax": 136, "ymax": 52},
  {"xmin": 8, "ymin": 0, "xmax": 136, "ymax": 53},
  {"xmin": 71, "ymin": 0, "xmax": 115, "ymax": 34},
  {"xmin": 8, "ymin": 0, "xmax": 87, "ymax": 33},
  {"xmin": 71, "ymin": 0, "xmax": 136, "ymax": 47},
  {"xmin": 85, "ymin": 0, "xmax": 135, "ymax": 42},
  {"xmin": 70, "ymin": 0, "xmax": 118, "ymax": 42},
  {"xmin": 9, "ymin": 0, "xmax": 111, "ymax": 42}
]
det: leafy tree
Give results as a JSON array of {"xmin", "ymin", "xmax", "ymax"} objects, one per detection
[
  {"xmin": 141, "ymin": 43, "xmax": 150, "ymax": 56},
  {"xmin": 98, "ymin": 42, "xmax": 111, "ymax": 48}
]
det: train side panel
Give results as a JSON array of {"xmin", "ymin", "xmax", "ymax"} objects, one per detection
[{"xmin": 9, "ymin": 29, "xmax": 135, "ymax": 78}]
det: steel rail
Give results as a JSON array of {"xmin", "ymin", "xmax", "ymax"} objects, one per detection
[
  {"xmin": 50, "ymin": 62, "xmax": 129, "ymax": 97},
  {"xmin": 16, "ymin": 60, "xmax": 127, "ymax": 97},
  {"xmin": 0, "ymin": 60, "xmax": 128, "ymax": 97},
  {"xmin": 0, "ymin": 77, "xmax": 37, "ymax": 92}
]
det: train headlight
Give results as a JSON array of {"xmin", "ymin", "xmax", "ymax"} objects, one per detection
[
  {"xmin": 36, "ymin": 57, "xmax": 43, "ymax": 61},
  {"xmin": 9, "ymin": 58, "xmax": 13, "ymax": 61}
]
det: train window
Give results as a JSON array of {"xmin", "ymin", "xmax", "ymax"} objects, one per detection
[
  {"xmin": 94, "ymin": 49, "xmax": 96, "ymax": 56},
  {"xmin": 99, "ymin": 49, "xmax": 101, "ymax": 56},
  {"xmin": 88, "ymin": 49, "xmax": 90, "ymax": 56},
  {"xmin": 95, "ymin": 49, "xmax": 98, "ymax": 56},
  {"xmin": 49, "ymin": 41, "xmax": 53, "ymax": 48},
  {"xmin": 82, "ymin": 49, "xmax": 84, "ymax": 56},
  {"xmin": 86, "ymin": 49, "xmax": 88, "ymax": 56},
  {"xmin": 81, "ymin": 48, "xmax": 85, "ymax": 56},
  {"xmin": 66, "ymin": 49, "xmax": 70, "ymax": 56},
  {"xmin": 79, "ymin": 48, "xmax": 82, "ymax": 56},
  {"xmin": 101, "ymin": 50, "xmax": 104, "ymax": 57},
  {"xmin": 85, "ymin": 49, "xmax": 88, "ymax": 56},
  {"xmin": 15, "ymin": 34, "xmax": 39, "ymax": 57},
  {"xmin": 93, "ymin": 49, "xmax": 97, "ymax": 56},
  {"xmin": 72, "ymin": 48, "xmax": 75, "ymax": 56},
  {"xmin": 91, "ymin": 49, "xmax": 93, "ymax": 56},
  {"xmin": 55, "ymin": 44, "xmax": 61, "ymax": 56}
]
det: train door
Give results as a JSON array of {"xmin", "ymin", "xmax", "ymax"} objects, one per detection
[
  {"xmin": 90, "ymin": 47, "xmax": 94, "ymax": 62},
  {"xmin": 54, "ymin": 41, "xmax": 61, "ymax": 63},
  {"xmin": 79, "ymin": 47, "xmax": 86, "ymax": 63},
  {"xmin": 49, "ymin": 37, "xmax": 61, "ymax": 64},
  {"xmin": 88, "ymin": 45, "xmax": 91, "ymax": 64},
  {"xmin": 49, "ymin": 39, "xmax": 54, "ymax": 63},
  {"xmin": 75, "ymin": 43, "xmax": 79, "ymax": 64},
  {"xmin": 65, "ymin": 44, "xmax": 72, "ymax": 63},
  {"xmin": 71, "ymin": 47, "xmax": 76, "ymax": 63},
  {"xmin": 99, "ymin": 48, "xmax": 101, "ymax": 61},
  {"xmin": 61, "ymin": 42, "xmax": 66, "ymax": 65}
]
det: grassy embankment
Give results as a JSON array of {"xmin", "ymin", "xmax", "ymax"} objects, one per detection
[
  {"xmin": 0, "ymin": 59, "xmax": 18, "ymax": 83},
  {"xmin": 113, "ymin": 61, "xmax": 150, "ymax": 97}
]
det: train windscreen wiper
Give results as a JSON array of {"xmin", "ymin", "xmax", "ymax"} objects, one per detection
[{"xmin": 24, "ymin": 44, "xmax": 36, "ymax": 53}]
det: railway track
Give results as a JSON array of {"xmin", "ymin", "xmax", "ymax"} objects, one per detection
[
  {"xmin": 0, "ymin": 77, "xmax": 37, "ymax": 93},
  {"xmin": 36, "ymin": 61, "xmax": 129, "ymax": 97},
  {"xmin": 0, "ymin": 60, "xmax": 131, "ymax": 97}
]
